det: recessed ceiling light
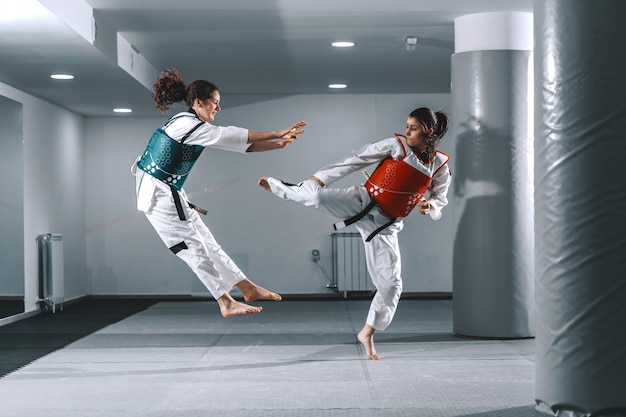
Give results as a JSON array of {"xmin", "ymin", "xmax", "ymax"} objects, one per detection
[
  {"xmin": 405, "ymin": 36, "xmax": 418, "ymax": 51},
  {"xmin": 113, "ymin": 108, "xmax": 133, "ymax": 113},
  {"xmin": 331, "ymin": 41, "xmax": 355, "ymax": 48},
  {"xmin": 328, "ymin": 83, "xmax": 347, "ymax": 89},
  {"xmin": 50, "ymin": 74, "xmax": 74, "ymax": 80},
  {"xmin": 0, "ymin": 1, "xmax": 49, "ymax": 21}
]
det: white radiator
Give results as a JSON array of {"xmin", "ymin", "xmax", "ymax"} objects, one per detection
[
  {"xmin": 36, "ymin": 233, "xmax": 64, "ymax": 313},
  {"xmin": 332, "ymin": 232, "xmax": 374, "ymax": 297}
]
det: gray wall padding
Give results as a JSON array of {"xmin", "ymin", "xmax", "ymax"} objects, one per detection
[
  {"xmin": 534, "ymin": 0, "xmax": 626, "ymax": 415},
  {"xmin": 451, "ymin": 50, "xmax": 534, "ymax": 338}
]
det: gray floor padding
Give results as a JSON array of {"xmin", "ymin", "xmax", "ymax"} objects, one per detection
[{"xmin": 0, "ymin": 299, "xmax": 546, "ymax": 417}]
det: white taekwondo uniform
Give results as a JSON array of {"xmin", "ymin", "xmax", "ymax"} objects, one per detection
[
  {"xmin": 131, "ymin": 110, "xmax": 251, "ymax": 300},
  {"xmin": 265, "ymin": 134, "xmax": 451, "ymax": 330}
]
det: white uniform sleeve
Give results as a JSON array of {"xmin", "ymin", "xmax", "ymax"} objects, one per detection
[
  {"xmin": 426, "ymin": 163, "xmax": 451, "ymax": 221},
  {"xmin": 313, "ymin": 137, "xmax": 402, "ymax": 186},
  {"xmin": 164, "ymin": 115, "xmax": 250, "ymax": 153},
  {"xmin": 185, "ymin": 125, "xmax": 250, "ymax": 153}
]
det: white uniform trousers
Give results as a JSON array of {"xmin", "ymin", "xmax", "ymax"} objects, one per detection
[
  {"xmin": 272, "ymin": 179, "xmax": 404, "ymax": 331},
  {"xmin": 144, "ymin": 185, "xmax": 247, "ymax": 300}
]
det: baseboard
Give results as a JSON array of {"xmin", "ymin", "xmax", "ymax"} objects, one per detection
[
  {"xmin": 0, "ymin": 309, "xmax": 40, "ymax": 327},
  {"xmin": 82, "ymin": 292, "xmax": 452, "ymax": 301}
]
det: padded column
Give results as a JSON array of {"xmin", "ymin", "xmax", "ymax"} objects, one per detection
[
  {"xmin": 451, "ymin": 12, "xmax": 534, "ymax": 338},
  {"xmin": 534, "ymin": 1, "xmax": 626, "ymax": 415}
]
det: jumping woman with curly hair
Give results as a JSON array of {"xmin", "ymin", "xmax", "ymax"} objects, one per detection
[{"xmin": 132, "ymin": 69, "xmax": 306, "ymax": 318}]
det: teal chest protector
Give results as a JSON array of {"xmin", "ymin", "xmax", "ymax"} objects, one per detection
[{"xmin": 137, "ymin": 117, "xmax": 204, "ymax": 191}]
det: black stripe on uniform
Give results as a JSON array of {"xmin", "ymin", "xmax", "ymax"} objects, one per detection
[{"xmin": 169, "ymin": 241, "xmax": 188, "ymax": 254}]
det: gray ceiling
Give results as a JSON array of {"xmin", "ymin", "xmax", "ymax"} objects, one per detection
[{"xmin": 0, "ymin": 0, "xmax": 532, "ymax": 117}]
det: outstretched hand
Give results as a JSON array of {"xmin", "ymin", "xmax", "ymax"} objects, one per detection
[
  {"xmin": 279, "ymin": 121, "xmax": 307, "ymax": 141},
  {"xmin": 246, "ymin": 120, "xmax": 307, "ymax": 152}
]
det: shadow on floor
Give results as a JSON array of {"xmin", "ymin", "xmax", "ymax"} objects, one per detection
[{"xmin": 0, "ymin": 298, "xmax": 157, "ymax": 378}]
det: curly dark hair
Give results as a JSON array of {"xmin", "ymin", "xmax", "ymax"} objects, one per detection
[
  {"xmin": 409, "ymin": 107, "xmax": 450, "ymax": 159},
  {"xmin": 152, "ymin": 69, "xmax": 219, "ymax": 112}
]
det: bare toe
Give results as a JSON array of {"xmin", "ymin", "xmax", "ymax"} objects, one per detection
[{"xmin": 258, "ymin": 177, "xmax": 271, "ymax": 192}]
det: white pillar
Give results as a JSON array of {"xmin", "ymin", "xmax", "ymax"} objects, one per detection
[
  {"xmin": 455, "ymin": 12, "xmax": 533, "ymax": 53},
  {"xmin": 451, "ymin": 12, "xmax": 534, "ymax": 338}
]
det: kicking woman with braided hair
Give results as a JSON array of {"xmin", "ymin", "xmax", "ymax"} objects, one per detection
[
  {"xmin": 259, "ymin": 107, "xmax": 451, "ymax": 359},
  {"xmin": 132, "ymin": 69, "xmax": 306, "ymax": 318}
]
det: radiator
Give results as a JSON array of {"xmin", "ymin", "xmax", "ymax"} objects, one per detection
[
  {"xmin": 332, "ymin": 232, "xmax": 374, "ymax": 297},
  {"xmin": 36, "ymin": 233, "xmax": 64, "ymax": 313}
]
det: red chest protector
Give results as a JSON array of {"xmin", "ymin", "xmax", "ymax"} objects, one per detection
[
  {"xmin": 365, "ymin": 158, "xmax": 432, "ymax": 217},
  {"xmin": 333, "ymin": 134, "xmax": 449, "ymax": 241},
  {"xmin": 365, "ymin": 134, "xmax": 448, "ymax": 218}
]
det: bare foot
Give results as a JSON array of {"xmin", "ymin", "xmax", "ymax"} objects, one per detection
[
  {"xmin": 217, "ymin": 294, "xmax": 262, "ymax": 318},
  {"xmin": 357, "ymin": 325, "xmax": 379, "ymax": 360},
  {"xmin": 237, "ymin": 278, "xmax": 282, "ymax": 303},
  {"xmin": 258, "ymin": 177, "xmax": 271, "ymax": 192}
]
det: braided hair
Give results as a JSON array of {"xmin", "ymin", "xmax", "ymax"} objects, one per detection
[{"xmin": 409, "ymin": 107, "xmax": 449, "ymax": 161}]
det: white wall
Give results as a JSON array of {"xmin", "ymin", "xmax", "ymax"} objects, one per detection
[
  {"xmin": 0, "ymin": 81, "xmax": 87, "ymax": 313},
  {"xmin": 0, "ymin": 83, "xmax": 454, "ymax": 311},
  {"xmin": 85, "ymin": 93, "xmax": 454, "ymax": 297},
  {"xmin": 0, "ymin": 95, "xmax": 23, "ymax": 297}
]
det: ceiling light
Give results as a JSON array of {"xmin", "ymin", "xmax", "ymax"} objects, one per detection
[
  {"xmin": 0, "ymin": 0, "xmax": 49, "ymax": 21},
  {"xmin": 50, "ymin": 74, "xmax": 74, "ymax": 80},
  {"xmin": 328, "ymin": 83, "xmax": 347, "ymax": 89},
  {"xmin": 405, "ymin": 36, "xmax": 418, "ymax": 51},
  {"xmin": 113, "ymin": 108, "xmax": 133, "ymax": 113},
  {"xmin": 331, "ymin": 41, "xmax": 355, "ymax": 48}
]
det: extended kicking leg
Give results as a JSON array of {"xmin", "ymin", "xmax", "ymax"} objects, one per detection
[{"xmin": 258, "ymin": 177, "xmax": 320, "ymax": 207}]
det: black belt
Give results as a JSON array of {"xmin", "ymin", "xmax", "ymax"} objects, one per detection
[
  {"xmin": 333, "ymin": 199, "xmax": 397, "ymax": 242},
  {"xmin": 170, "ymin": 185, "xmax": 207, "ymax": 221}
]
